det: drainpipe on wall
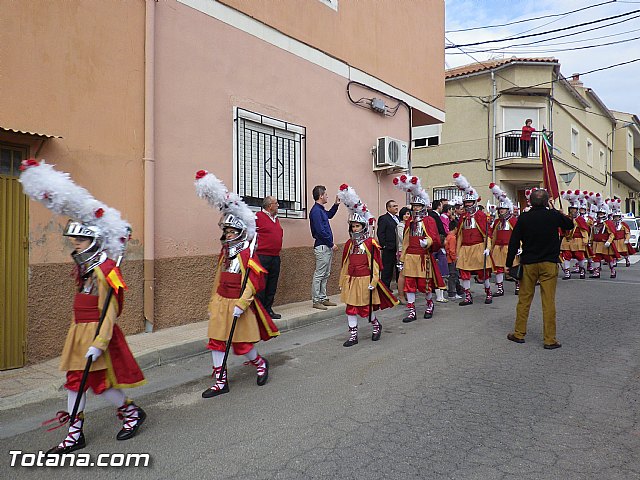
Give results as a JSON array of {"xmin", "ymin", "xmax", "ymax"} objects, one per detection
[
  {"xmin": 491, "ymin": 71, "xmax": 497, "ymax": 184},
  {"xmin": 143, "ymin": 0, "xmax": 156, "ymax": 333}
]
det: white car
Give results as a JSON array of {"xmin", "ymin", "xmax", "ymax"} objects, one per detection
[{"xmin": 622, "ymin": 215, "xmax": 639, "ymax": 250}]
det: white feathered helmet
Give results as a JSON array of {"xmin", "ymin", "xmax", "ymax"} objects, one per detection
[
  {"xmin": 19, "ymin": 159, "xmax": 131, "ymax": 274},
  {"xmin": 453, "ymin": 173, "xmax": 479, "ymax": 202},
  {"xmin": 489, "ymin": 182, "xmax": 513, "ymax": 212},
  {"xmin": 561, "ymin": 190, "xmax": 580, "ymax": 209},
  {"xmin": 337, "ymin": 183, "xmax": 374, "ymax": 244},
  {"xmin": 393, "ymin": 175, "xmax": 431, "ymax": 207},
  {"xmin": 194, "ymin": 169, "xmax": 256, "ymax": 256}
]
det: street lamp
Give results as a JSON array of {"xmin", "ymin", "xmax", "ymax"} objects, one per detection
[{"xmin": 607, "ymin": 122, "xmax": 634, "ymax": 198}]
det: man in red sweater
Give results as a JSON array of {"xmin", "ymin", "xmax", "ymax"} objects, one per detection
[{"xmin": 255, "ymin": 196, "xmax": 284, "ymax": 319}]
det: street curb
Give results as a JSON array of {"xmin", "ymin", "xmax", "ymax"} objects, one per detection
[
  {"xmin": 135, "ymin": 305, "xmax": 342, "ymax": 369},
  {"xmin": 0, "ymin": 304, "xmax": 344, "ymax": 412}
]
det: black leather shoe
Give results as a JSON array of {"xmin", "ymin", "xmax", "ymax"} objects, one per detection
[
  {"xmin": 257, "ymin": 358, "xmax": 269, "ymax": 386},
  {"xmin": 423, "ymin": 311, "xmax": 433, "ymax": 319},
  {"xmin": 202, "ymin": 383, "xmax": 230, "ymax": 398},
  {"xmin": 507, "ymin": 333, "xmax": 525, "ymax": 344},
  {"xmin": 544, "ymin": 342, "xmax": 562, "ymax": 350},
  {"xmin": 46, "ymin": 433, "xmax": 86, "ymax": 454},
  {"xmin": 116, "ymin": 407, "xmax": 146, "ymax": 441},
  {"xmin": 269, "ymin": 311, "xmax": 282, "ymax": 319},
  {"xmin": 343, "ymin": 338, "xmax": 358, "ymax": 347},
  {"xmin": 371, "ymin": 322, "xmax": 382, "ymax": 341}
]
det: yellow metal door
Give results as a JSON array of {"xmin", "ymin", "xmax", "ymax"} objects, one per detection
[{"xmin": 0, "ymin": 145, "xmax": 28, "ymax": 370}]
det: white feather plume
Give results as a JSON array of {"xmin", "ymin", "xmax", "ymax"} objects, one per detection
[
  {"xmin": 336, "ymin": 184, "xmax": 374, "ymax": 225},
  {"xmin": 489, "ymin": 182, "xmax": 513, "ymax": 211},
  {"xmin": 392, "ymin": 174, "xmax": 431, "ymax": 206},
  {"xmin": 194, "ymin": 169, "xmax": 256, "ymax": 239},
  {"xmin": 18, "ymin": 159, "xmax": 131, "ymax": 259},
  {"xmin": 452, "ymin": 172, "xmax": 479, "ymax": 200}
]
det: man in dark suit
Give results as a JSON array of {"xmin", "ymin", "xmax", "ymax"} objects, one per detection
[{"xmin": 377, "ymin": 199, "xmax": 400, "ymax": 288}]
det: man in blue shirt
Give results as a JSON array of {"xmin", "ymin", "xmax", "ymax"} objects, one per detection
[{"xmin": 309, "ymin": 185, "xmax": 340, "ymax": 309}]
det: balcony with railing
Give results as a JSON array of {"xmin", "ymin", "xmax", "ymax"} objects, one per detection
[{"xmin": 495, "ymin": 130, "xmax": 546, "ymax": 168}]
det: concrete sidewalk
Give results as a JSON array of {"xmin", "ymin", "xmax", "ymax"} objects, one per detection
[{"xmin": 0, "ymin": 294, "xmax": 346, "ymax": 411}]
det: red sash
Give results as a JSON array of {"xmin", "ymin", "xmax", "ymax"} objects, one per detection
[
  {"xmin": 494, "ymin": 229, "xmax": 511, "ymax": 246},
  {"xmin": 348, "ymin": 253, "xmax": 370, "ymax": 277},
  {"xmin": 217, "ymin": 272, "xmax": 242, "ymax": 298},
  {"xmin": 407, "ymin": 236, "xmax": 426, "ymax": 255},
  {"xmin": 73, "ymin": 294, "xmax": 100, "ymax": 323},
  {"xmin": 462, "ymin": 228, "xmax": 483, "ymax": 245}
]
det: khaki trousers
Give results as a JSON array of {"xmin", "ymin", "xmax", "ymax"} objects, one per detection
[{"xmin": 513, "ymin": 262, "xmax": 559, "ymax": 345}]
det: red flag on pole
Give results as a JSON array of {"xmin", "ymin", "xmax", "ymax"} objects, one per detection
[{"xmin": 540, "ymin": 132, "xmax": 560, "ymax": 201}]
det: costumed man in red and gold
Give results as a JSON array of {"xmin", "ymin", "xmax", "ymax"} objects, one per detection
[
  {"xmin": 195, "ymin": 170, "xmax": 279, "ymax": 398},
  {"xmin": 393, "ymin": 175, "xmax": 446, "ymax": 323},
  {"xmin": 19, "ymin": 160, "xmax": 146, "ymax": 455},
  {"xmin": 489, "ymin": 183, "xmax": 520, "ymax": 296},
  {"xmin": 609, "ymin": 199, "xmax": 636, "ymax": 267},
  {"xmin": 336, "ymin": 185, "xmax": 398, "ymax": 347},
  {"xmin": 453, "ymin": 173, "xmax": 493, "ymax": 306},
  {"xmin": 559, "ymin": 190, "xmax": 590, "ymax": 280},
  {"xmin": 589, "ymin": 196, "xmax": 620, "ymax": 279}
]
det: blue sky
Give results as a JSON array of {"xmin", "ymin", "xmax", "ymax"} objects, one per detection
[{"xmin": 445, "ymin": 0, "xmax": 640, "ymax": 118}]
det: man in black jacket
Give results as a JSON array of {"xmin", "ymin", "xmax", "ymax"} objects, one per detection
[
  {"xmin": 377, "ymin": 199, "xmax": 400, "ymax": 288},
  {"xmin": 505, "ymin": 189, "xmax": 573, "ymax": 349}
]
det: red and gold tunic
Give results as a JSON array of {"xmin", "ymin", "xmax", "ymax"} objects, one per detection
[
  {"xmin": 490, "ymin": 216, "xmax": 518, "ymax": 268},
  {"xmin": 456, "ymin": 210, "xmax": 492, "ymax": 271},
  {"xmin": 561, "ymin": 216, "xmax": 590, "ymax": 253},
  {"xmin": 207, "ymin": 248, "xmax": 279, "ymax": 344},
  {"xmin": 59, "ymin": 259, "xmax": 145, "ymax": 389},
  {"xmin": 612, "ymin": 221, "xmax": 636, "ymax": 255},
  {"xmin": 591, "ymin": 220, "xmax": 619, "ymax": 258},
  {"xmin": 399, "ymin": 217, "xmax": 445, "ymax": 288},
  {"xmin": 338, "ymin": 238, "xmax": 398, "ymax": 309}
]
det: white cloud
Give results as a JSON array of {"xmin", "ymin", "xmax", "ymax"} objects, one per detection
[{"xmin": 445, "ymin": 0, "xmax": 640, "ymax": 117}]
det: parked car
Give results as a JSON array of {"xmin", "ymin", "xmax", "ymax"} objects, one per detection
[{"xmin": 622, "ymin": 214, "xmax": 639, "ymax": 250}]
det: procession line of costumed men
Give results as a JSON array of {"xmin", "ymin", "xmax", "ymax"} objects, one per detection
[{"xmin": 17, "ymin": 159, "xmax": 633, "ymax": 454}]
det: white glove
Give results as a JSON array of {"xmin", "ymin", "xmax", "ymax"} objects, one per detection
[
  {"xmin": 604, "ymin": 242, "xmax": 611, "ymax": 248},
  {"xmin": 419, "ymin": 239, "xmax": 429, "ymax": 248},
  {"xmin": 85, "ymin": 346, "xmax": 102, "ymax": 361},
  {"xmin": 484, "ymin": 249, "xmax": 490, "ymax": 257},
  {"xmin": 397, "ymin": 261, "xmax": 404, "ymax": 272},
  {"xmin": 624, "ymin": 240, "xmax": 630, "ymax": 244},
  {"xmin": 233, "ymin": 306, "xmax": 244, "ymax": 317},
  {"xmin": 440, "ymin": 248, "xmax": 446, "ymax": 255},
  {"xmin": 516, "ymin": 248, "xmax": 523, "ymax": 256},
  {"xmin": 368, "ymin": 284, "xmax": 375, "ymax": 291}
]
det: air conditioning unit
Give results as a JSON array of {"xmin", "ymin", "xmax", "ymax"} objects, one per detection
[{"xmin": 375, "ymin": 136, "xmax": 408, "ymax": 171}]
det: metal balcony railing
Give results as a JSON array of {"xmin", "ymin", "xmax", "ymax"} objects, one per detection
[
  {"xmin": 495, "ymin": 130, "xmax": 548, "ymax": 161},
  {"xmin": 634, "ymin": 156, "xmax": 640, "ymax": 172}
]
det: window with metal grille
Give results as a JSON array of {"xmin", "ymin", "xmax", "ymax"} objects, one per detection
[
  {"xmin": 235, "ymin": 108, "xmax": 307, "ymax": 218},
  {"xmin": 0, "ymin": 144, "xmax": 27, "ymax": 177},
  {"xmin": 432, "ymin": 186, "xmax": 460, "ymax": 201}
]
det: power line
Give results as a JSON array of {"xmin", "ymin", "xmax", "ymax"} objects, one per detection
[
  {"xmin": 452, "ymin": 35, "xmax": 640, "ymax": 55},
  {"xmin": 445, "ymin": 9, "xmax": 640, "ymax": 49},
  {"xmin": 445, "ymin": 10, "xmax": 640, "ymax": 55},
  {"xmin": 445, "ymin": 1, "xmax": 616, "ymax": 33},
  {"xmin": 449, "ymin": 26, "xmax": 640, "ymax": 54}
]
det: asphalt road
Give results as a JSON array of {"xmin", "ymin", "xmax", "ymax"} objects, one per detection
[{"xmin": 2, "ymin": 263, "xmax": 640, "ymax": 479}]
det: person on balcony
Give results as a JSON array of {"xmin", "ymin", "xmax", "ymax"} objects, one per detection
[{"xmin": 520, "ymin": 119, "xmax": 535, "ymax": 157}]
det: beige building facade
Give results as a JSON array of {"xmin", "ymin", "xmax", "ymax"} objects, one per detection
[
  {"xmin": 0, "ymin": 0, "xmax": 445, "ymax": 367},
  {"xmin": 412, "ymin": 58, "xmax": 640, "ymax": 214}
]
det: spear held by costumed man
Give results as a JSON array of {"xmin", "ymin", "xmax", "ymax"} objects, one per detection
[
  {"xmin": 194, "ymin": 169, "xmax": 279, "ymax": 398},
  {"xmin": 19, "ymin": 159, "xmax": 146, "ymax": 454}
]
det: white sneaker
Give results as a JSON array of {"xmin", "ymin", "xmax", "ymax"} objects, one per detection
[
  {"xmin": 436, "ymin": 297, "xmax": 448, "ymax": 303},
  {"xmin": 454, "ymin": 294, "xmax": 463, "ymax": 299}
]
